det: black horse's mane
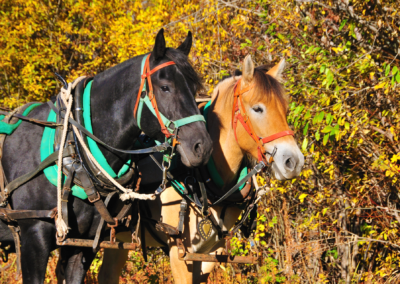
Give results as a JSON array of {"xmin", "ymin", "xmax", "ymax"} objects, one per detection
[{"xmin": 165, "ymin": 48, "xmax": 203, "ymax": 92}]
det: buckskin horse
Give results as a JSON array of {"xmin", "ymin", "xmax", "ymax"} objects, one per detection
[
  {"xmin": 97, "ymin": 55, "xmax": 305, "ymax": 284},
  {"xmin": 0, "ymin": 29, "xmax": 212, "ymax": 283}
]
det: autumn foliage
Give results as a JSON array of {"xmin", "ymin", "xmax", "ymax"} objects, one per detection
[{"xmin": 1, "ymin": 0, "xmax": 400, "ymax": 283}]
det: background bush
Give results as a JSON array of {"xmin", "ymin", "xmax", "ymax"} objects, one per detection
[{"xmin": 1, "ymin": 0, "xmax": 399, "ymax": 283}]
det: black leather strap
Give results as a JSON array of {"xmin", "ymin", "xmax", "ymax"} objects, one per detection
[
  {"xmin": 92, "ymin": 192, "xmax": 117, "ymax": 252},
  {"xmin": 47, "ymin": 102, "xmax": 170, "ymax": 155},
  {"xmin": 195, "ymin": 169, "xmax": 208, "ymax": 215},
  {"xmin": 74, "ymin": 164, "xmax": 115, "ymax": 224},
  {"xmin": 116, "ymin": 203, "xmax": 132, "ymax": 222},
  {"xmin": 3, "ymin": 146, "xmax": 75, "ymax": 199},
  {"xmin": 0, "ymin": 208, "xmax": 57, "ymax": 221},
  {"xmin": 211, "ymin": 162, "xmax": 265, "ymax": 207},
  {"xmin": 61, "ymin": 167, "xmax": 75, "ymax": 229}
]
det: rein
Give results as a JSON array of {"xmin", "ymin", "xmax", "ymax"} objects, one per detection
[
  {"xmin": 232, "ymin": 78, "xmax": 294, "ymax": 164},
  {"xmin": 134, "ymin": 54, "xmax": 205, "ymax": 139}
]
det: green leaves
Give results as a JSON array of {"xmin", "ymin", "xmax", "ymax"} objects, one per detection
[
  {"xmin": 339, "ymin": 19, "xmax": 347, "ymax": 31},
  {"xmin": 385, "ymin": 64, "xmax": 391, "ymax": 76},
  {"xmin": 321, "ymin": 124, "xmax": 339, "ymax": 145},
  {"xmin": 313, "ymin": 111, "xmax": 325, "ymax": 124},
  {"xmin": 326, "ymin": 69, "xmax": 334, "ymax": 88},
  {"xmin": 303, "ymin": 122, "xmax": 310, "ymax": 135},
  {"xmin": 302, "ymin": 137, "xmax": 308, "ymax": 152},
  {"xmin": 240, "ymin": 38, "xmax": 253, "ymax": 49}
]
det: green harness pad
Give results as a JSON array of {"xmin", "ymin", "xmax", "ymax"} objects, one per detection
[
  {"xmin": 171, "ymin": 100, "xmax": 248, "ymax": 195},
  {"xmin": 0, "ymin": 103, "xmax": 42, "ymax": 135},
  {"xmin": 41, "ymin": 81, "xmax": 131, "ymax": 200}
]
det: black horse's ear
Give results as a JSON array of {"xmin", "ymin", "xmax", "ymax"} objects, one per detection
[
  {"xmin": 152, "ymin": 28, "xmax": 166, "ymax": 60},
  {"xmin": 177, "ymin": 31, "xmax": 192, "ymax": 56}
]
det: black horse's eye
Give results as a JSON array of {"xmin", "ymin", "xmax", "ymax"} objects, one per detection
[
  {"xmin": 161, "ymin": 86, "xmax": 170, "ymax": 92},
  {"xmin": 252, "ymin": 106, "xmax": 263, "ymax": 113}
]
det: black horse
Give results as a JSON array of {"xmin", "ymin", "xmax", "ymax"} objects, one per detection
[{"xmin": 0, "ymin": 29, "xmax": 212, "ymax": 283}]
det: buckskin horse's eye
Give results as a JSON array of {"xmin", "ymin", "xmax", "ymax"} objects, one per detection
[
  {"xmin": 161, "ymin": 86, "xmax": 170, "ymax": 92},
  {"xmin": 252, "ymin": 106, "xmax": 263, "ymax": 113}
]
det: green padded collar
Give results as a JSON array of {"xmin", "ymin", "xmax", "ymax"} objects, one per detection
[
  {"xmin": 83, "ymin": 80, "xmax": 131, "ymax": 178},
  {"xmin": 40, "ymin": 81, "xmax": 131, "ymax": 200}
]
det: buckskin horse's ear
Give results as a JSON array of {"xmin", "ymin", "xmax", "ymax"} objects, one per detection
[
  {"xmin": 177, "ymin": 31, "xmax": 192, "ymax": 56},
  {"xmin": 242, "ymin": 55, "xmax": 254, "ymax": 85},
  {"xmin": 267, "ymin": 58, "xmax": 285, "ymax": 81},
  {"xmin": 152, "ymin": 28, "xmax": 166, "ymax": 60}
]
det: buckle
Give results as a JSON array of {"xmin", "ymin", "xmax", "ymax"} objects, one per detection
[
  {"xmin": 88, "ymin": 191, "xmax": 101, "ymax": 203},
  {"xmin": 107, "ymin": 218, "xmax": 118, "ymax": 244}
]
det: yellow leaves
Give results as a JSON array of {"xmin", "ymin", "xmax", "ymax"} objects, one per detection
[
  {"xmin": 282, "ymin": 49, "xmax": 291, "ymax": 56},
  {"xmin": 391, "ymin": 154, "xmax": 400, "ymax": 163},
  {"xmin": 322, "ymin": 208, "xmax": 328, "ymax": 216},
  {"xmin": 374, "ymin": 81, "xmax": 387, "ymax": 89},
  {"xmin": 299, "ymin": 193, "xmax": 308, "ymax": 203},
  {"xmin": 331, "ymin": 47, "xmax": 339, "ymax": 53},
  {"xmin": 257, "ymin": 175, "xmax": 266, "ymax": 186},
  {"xmin": 370, "ymin": 72, "xmax": 375, "ymax": 80},
  {"xmin": 304, "ymin": 25, "xmax": 308, "ymax": 31}
]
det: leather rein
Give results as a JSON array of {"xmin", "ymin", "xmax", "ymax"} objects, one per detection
[{"xmin": 232, "ymin": 78, "xmax": 294, "ymax": 165}]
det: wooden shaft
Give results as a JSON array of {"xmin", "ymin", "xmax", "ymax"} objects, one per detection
[
  {"xmin": 181, "ymin": 253, "xmax": 257, "ymax": 264},
  {"xmin": 57, "ymin": 238, "xmax": 138, "ymax": 250}
]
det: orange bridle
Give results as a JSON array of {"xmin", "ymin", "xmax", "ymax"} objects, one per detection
[
  {"xmin": 232, "ymin": 78, "xmax": 294, "ymax": 163},
  {"xmin": 133, "ymin": 54, "xmax": 176, "ymax": 138}
]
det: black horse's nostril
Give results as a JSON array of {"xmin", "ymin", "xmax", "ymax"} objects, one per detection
[
  {"xmin": 284, "ymin": 157, "xmax": 296, "ymax": 171},
  {"xmin": 193, "ymin": 141, "xmax": 203, "ymax": 157}
]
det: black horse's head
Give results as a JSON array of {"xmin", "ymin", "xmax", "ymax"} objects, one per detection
[{"xmin": 137, "ymin": 29, "xmax": 212, "ymax": 167}]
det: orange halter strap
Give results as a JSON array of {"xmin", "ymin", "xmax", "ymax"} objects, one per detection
[
  {"xmin": 231, "ymin": 78, "xmax": 294, "ymax": 163},
  {"xmin": 133, "ymin": 54, "xmax": 176, "ymax": 138}
]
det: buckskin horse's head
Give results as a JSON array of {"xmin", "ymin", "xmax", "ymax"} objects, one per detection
[
  {"xmin": 229, "ymin": 55, "xmax": 304, "ymax": 180},
  {"xmin": 137, "ymin": 29, "xmax": 212, "ymax": 167}
]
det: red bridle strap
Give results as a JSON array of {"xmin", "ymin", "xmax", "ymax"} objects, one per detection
[
  {"xmin": 133, "ymin": 54, "xmax": 176, "ymax": 138},
  {"xmin": 261, "ymin": 130, "xmax": 294, "ymax": 144},
  {"xmin": 232, "ymin": 78, "xmax": 295, "ymax": 163}
]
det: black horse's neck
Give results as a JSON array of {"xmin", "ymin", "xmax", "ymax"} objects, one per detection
[{"xmin": 89, "ymin": 54, "xmax": 144, "ymax": 172}]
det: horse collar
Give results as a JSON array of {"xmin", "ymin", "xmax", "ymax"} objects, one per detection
[
  {"xmin": 231, "ymin": 78, "xmax": 294, "ymax": 164},
  {"xmin": 133, "ymin": 54, "xmax": 205, "ymax": 140}
]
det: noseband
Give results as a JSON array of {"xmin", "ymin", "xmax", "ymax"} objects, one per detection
[
  {"xmin": 232, "ymin": 78, "xmax": 294, "ymax": 164},
  {"xmin": 134, "ymin": 54, "xmax": 205, "ymax": 139}
]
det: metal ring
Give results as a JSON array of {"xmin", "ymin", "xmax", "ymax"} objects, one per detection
[{"xmin": 184, "ymin": 176, "xmax": 196, "ymax": 187}]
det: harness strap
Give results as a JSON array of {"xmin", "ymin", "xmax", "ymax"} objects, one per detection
[
  {"xmin": 261, "ymin": 130, "xmax": 294, "ymax": 144},
  {"xmin": 136, "ymin": 96, "xmax": 205, "ymax": 132},
  {"xmin": 134, "ymin": 54, "xmax": 176, "ymax": 137},
  {"xmin": 0, "ymin": 207, "xmax": 57, "ymax": 222},
  {"xmin": 61, "ymin": 167, "xmax": 75, "ymax": 229},
  {"xmin": 195, "ymin": 169, "xmax": 208, "ymax": 215},
  {"xmin": 47, "ymin": 101, "xmax": 170, "ymax": 155},
  {"xmin": 211, "ymin": 162, "xmax": 264, "ymax": 207},
  {"xmin": 2, "ymin": 146, "xmax": 75, "ymax": 201},
  {"xmin": 93, "ymin": 192, "xmax": 117, "ymax": 252},
  {"xmin": 134, "ymin": 54, "xmax": 206, "ymax": 138}
]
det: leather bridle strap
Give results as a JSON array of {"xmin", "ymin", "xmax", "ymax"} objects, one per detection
[
  {"xmin": 232, "ymin": 78, "xmax": 294, "ymax": 164},
  {"xmin": 134, "ymin": 54, "xmax": 206, "ymax": 139},
  {"xmin": 137, "ymin": 54, "xmax": 174, "ymax": 137}
]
